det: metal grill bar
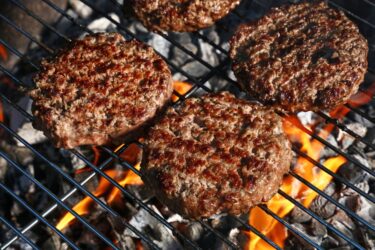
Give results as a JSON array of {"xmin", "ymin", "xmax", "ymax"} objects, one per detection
[
  {"xmin": 0, "ymin": 216, "xmax": 39, "ymax": 250},
  {"xmin": 41, "ymin": 0, "xmax": 211, "ymax": 101},
  {"xmin": 0, "ymin": 121, "xmax": 161, "ymax": 249},
  {"xmin": 277, "ymin": 190, "xmax": 365, "ymax": 250},
  {"xmin": 105, "ymin": 0, "xmax": 375, "ymax": 180},
  {"xmin": 0, "ymin": 149, "xmax": 122, "ymax": 250},
  {"xmin": 329, "ymin": 1, "xmax": 375, "ymax": 30},
  {"xmin": 0, "ymin": 2, "xmax": 275, "ymax": 248},
  {"xmin": 289, "ymin": 171, "xmax": 374, "ymax": 231},
  {"xmin": 0, "ymin": 46, "xmax": 198, "ymax": 248},
  {"xmin": 0, "ymin": 0, "xmax": 374, "ymax": 249},
  {"xmin": 0, "ymin": 10, "xmax": 200, "ymax": 250},
  {"xmin": 0, "ymin": 144, "xmax": 151, "ymax": 250},
  {"xmin": 317, "ymin": 111, "xmax": 375, "ymax": 151},
  {"xmin": 6, "ymin": 0, "xmax": 71, "ymax": 42},
  {"xmin": 346, "ymin": 103, "xmax": 375, "ymax": 124},
  {"xmin": 0, "ymin": 182, "xmax": 80, "ymax": 250},
  {"xmin": 0, "ymin": 38, "xmax": 39, "ymax": 70},
  {"xmin": 293, "ymin": 147, "xmax": 375, "ymax": 203},
  {"xmin": 0, "ymin": 14, "xmax": 53, "ymax": 54},
  {"xmin": 232, "ymin": 217, "xmax": 282, "ymax": 250},
  {"xmin": 288, "ymin": 118, "xmax": 375, "ymax": 177},
  {"xmin": 257, "ymin": 204, "xmax": 323, "ymax": 250}
]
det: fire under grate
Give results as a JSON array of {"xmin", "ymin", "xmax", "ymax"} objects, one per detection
[{"xmin": 0, "ymin": 0, "xmax": 374, "ymax": 249}]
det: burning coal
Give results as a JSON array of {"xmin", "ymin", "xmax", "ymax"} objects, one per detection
[{"xmin": 246, "ymin": 87, "xmax": 375, "ymax": 249}]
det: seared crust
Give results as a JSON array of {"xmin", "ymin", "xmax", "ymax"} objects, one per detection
[
  {"xmin": 30, "ymin": 33, "xmax": 173, "ymax": 148},
  {"xmin": 229, "ymin": 1, "xmax": 368, "ymax": 112},
  {"xmin": 123, "ymin": 0, "xmax": 241, "ymax": 32},
  {"xmin": 142, "ymin": 92, "xmax": 292, "ymax": 219}
]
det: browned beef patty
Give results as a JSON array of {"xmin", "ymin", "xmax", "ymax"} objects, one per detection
[
  {"xmin": 30, "ymin": 33, "xmax": 173, "ymax": 149},
  {"xmin": 123, "ymin": 0, "xmax": 241, "ymax": 32},
  {"xmin": 229, "ymin": 1, "xmax": 368, "ymax": 112},
  {"xmin": 142, "ymin": 92, "xmax": 292, "ymax": 219}
]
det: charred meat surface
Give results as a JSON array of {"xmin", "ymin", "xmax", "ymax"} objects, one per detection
[
  {"xmin": 123, "ymin": 0, "xmax": 241, "ymax": 32},
  {"xmin": 30, "ymin": 33, "xmax": 173, "ymax": 148},
  {"xmin": 142, "ymin": 91, "xmax": 292, "ymax": 219},
  {"xmin": 229, "ymin": 1, "xmax": 368, "ymax": 112}
]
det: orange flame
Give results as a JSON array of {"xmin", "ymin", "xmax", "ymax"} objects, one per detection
[
  {"xmin": 0, "ymin": 45, "xmax": 8, "ymax": 61},
  {"xmin": 330, "ymin": 83, "xmax": 375, "ymax": 119},
  {"xmin": 172, "ymin": 81, "xmax": 193, "ymax": 102},
  {"xmin": 56, "ymin": 144, "xmax": 144, "ymax": 231},
  {"xmin": 247, "ymin": 118, "xmax": 347, "ymax": 249},
  {"xmin": 56, "ymin": 169, "xmax": 119, "ymax": 230},
  {"xmin": 107, "ymin": 162, "xmax": 143, "ymax": 205},
  {"xmin": 247, "ymin": 84, "xmax": 375, "ymax": 249},
  {"xmin": 136, "ymin": 239, "xmax": 144, "ymax": 250},
  {"xmin": 55, "ymin": 81, "xmax": 191, "ymax": 231}
]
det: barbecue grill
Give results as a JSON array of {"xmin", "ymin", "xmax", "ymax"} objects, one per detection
[{"xmin": 0, "ymin": 0, "xmax": 374, "ymax": 249}]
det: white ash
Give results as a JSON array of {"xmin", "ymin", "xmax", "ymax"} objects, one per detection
[
  {"xmin": 166, "ymin": 214, "xmax": 188, "ymax": 224},
  {"xmin": 228, "ymin": 228, "xmax": 240, "ymax": 244},
  {"xmin": 69, "ymin": 0, "xmax": 93, "ymax": 18},
  {"xmin": 16, "ymin": 122, "xmax": 47, "ymax": 146},
  {"xmin": 297, "ymin": 111, "xmax": 315, "ymax": 126},
  {"xmin": 337, "ymin": 123, "xmax": 367, "ymax": 150},
  {"xmin": 353, "ymin": 154, "xmax": 373, "ymax": 170},
  {"xmin": 356, "ymin": 196, "xmax": 375, "ymax": 225},
  {"xmin": 149, "ymin": 35, "xmax": 170, "ymax": 58},
  {"xmin": 87, "ymin": 13, "xmax": 120, "ymax": 33},
  {"xmin": 321, "ymin": 134, "xmax": 340, "ymax": 159},
  {"xmin": 59, "ymin": 149, "xmax": 86, "ymax": 170},
  {"xmin": 124, "ymin": 205, "xmax": 183, "ymax": 249}
]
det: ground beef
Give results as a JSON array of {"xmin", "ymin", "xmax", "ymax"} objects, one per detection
[
  {"xmin": 30, "ymin": 33, "xmax": 173, "ymax": 148},
  {"xmin": 229, "ymin": 1, "xmax": 368, "ymax": 112},
  {"xmin": 123, "ymin": 0, "xmax": 241, "ymax": 32},
  {"xmin": 142, "ymin": 91, "xmax": 292, "ymax": 219}
]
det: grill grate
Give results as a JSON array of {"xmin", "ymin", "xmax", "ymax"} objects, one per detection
[{"xmin": 0, "ymin": 0, "xmax": 374, "ymax": 249}]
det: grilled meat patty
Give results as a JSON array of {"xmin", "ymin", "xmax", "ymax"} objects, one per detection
[
  {"xmin": 142, "ymin": 92, "xmax": 292, "ymax": 219},
  {"xmin": 30, "ymin": 33, "xmax": 173, "ymax": 149},
  {"xmin": 123, "ymin": 0, "xmax": 241, "ymax": 32},
  {"xmin": 229, "ymin": 1, "xmax": 368, "ymax": 112}
]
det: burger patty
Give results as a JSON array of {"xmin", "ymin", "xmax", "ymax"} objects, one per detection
[
  {"xmin": 229, "ymin": 1, "xmax": 368, "ymax": 112},
  {"xmin": 30, "ymin": 33, "xmax": 173, "ymax": 149},
  {"xmin": 142, "ymin": 92, "xmax": 292, "ymax": 219},
  {"xmin": 123, "ymin": 0, "xmax": 241, "ymax": 32}
]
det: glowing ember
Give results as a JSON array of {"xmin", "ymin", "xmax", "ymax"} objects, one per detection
[
  {"xmin": 0, "ymin": 45, "xmax": 8, "ymax": 61},
  {"xmin": 136, "ymin": 239, "xmax": 144, "ymax": 250},
  {"xmin": 246, "ymin": 86, "xmax": 375, "ymax": 249},
  {"xmin": 56, "ymin": 169, "xmax": 119, "ymax": 230},
  {"xmin": 0, "ymin": 100, "xmax": 3, "ymax": 123},
  {"xmin": 172, "ymin": 81, "xmax": 193, "ymax": 102},
  {"xmin": 107, "ymin": 162, "xmax": 143, "ymax": 205}
]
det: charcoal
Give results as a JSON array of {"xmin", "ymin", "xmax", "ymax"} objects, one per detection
[
  {"xmin": 310, "ymin": 183, "xmax": 337, "ymax": 219},
  {"xmin": 0, "ymin": 0, "xmax": 67, "ymax": 69},
  {"xmin": 0, "ymin": 0, "xmax": 374, "ymax": 249},
  {"xmin": 309, "ymin": 219, "xmax": 327, "ymax": 238},
  {"xmin": 290, "ymin": 206, "xmax": 312, "ymax": 223}
]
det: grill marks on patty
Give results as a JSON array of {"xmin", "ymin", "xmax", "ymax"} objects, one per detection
[
  {"xmin": 230, "ymin": 1, "xmax": 368, "ymax": 112},
  {"xmin": 123, "ymin": 0, "xmax": 241, "ymax": 32},
  {"xmin": 30, "ymin": 33, "xmax": 173, "ymax": 148},
  {"xmin": 142, "ymin": 92, "xmax": 292, "ymax": 219}
]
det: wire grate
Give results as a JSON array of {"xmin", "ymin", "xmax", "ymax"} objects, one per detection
[{"xmin": 0, "ymin": 0, "xmax": 374, "ymax": 249}]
